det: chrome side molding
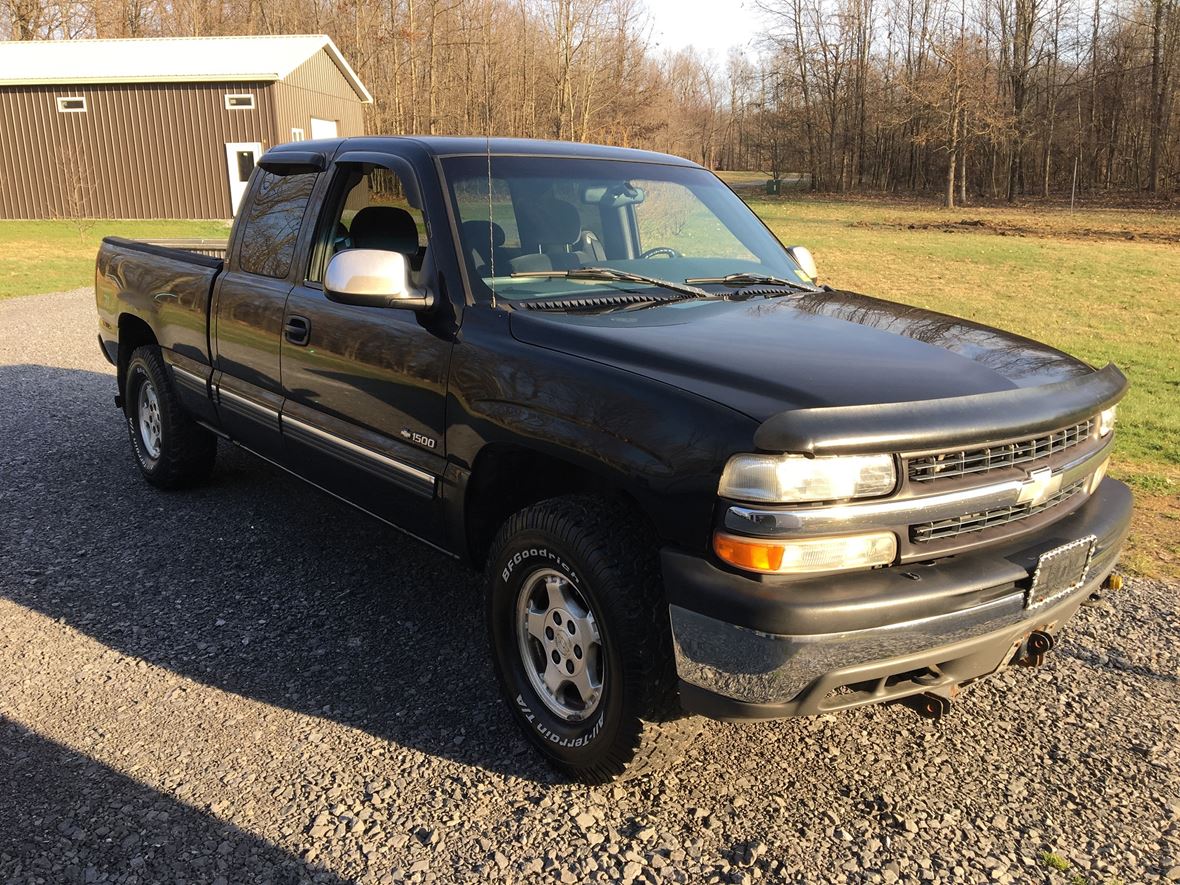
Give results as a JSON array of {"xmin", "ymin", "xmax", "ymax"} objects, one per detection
[
  {"xmin": 215, "ymin": 385, "xmax": 280, "ymax": 421},
  {"xmin": 207, "ymin": 378, "xmax": 435, "ymax": 498},
  {"xmin": 280, "ymin": 413, "xmax": 435, "ymax": 493},
  {"xmin": 169, "ymin": 364, "xmax": 208, "ymax": 391}
]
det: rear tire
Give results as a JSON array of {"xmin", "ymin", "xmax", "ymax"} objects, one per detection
[
  {"xmin": 123, "ymin": 346, "xmax": 216, "ymax": 489},
  {"xmin": 485, "ymin": 495, "xmax": 695, "ymax": 784}
]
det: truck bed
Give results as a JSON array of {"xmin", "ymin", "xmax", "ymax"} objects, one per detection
[
  {"xmin": 136, "ymin": 238, "xmax": 229, "ymax": 260},
  {"xmin": 95, "ymin": 236, "xmax": 224, "ymax": 371}
]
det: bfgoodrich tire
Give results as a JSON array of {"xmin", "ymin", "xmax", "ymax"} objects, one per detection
[
  {"xmin": 123, "ymin": 345, "xmax": 216, "ymax": 489},
  {"xmin": 485, "ymin": 495, "xmax": 694, "ymax": 783}
]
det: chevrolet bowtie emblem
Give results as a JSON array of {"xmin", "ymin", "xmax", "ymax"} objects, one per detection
[{"xmin": 1016, "ymin": 466, "xmax": 1062, "ymax": 507}]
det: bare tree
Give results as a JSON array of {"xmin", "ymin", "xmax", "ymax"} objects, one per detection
[{"xmin": 52, "ymin": 144, "xmax": 96, "ymax": 240}]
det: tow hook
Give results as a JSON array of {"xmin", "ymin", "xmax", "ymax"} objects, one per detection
[
  {"xmin": 1014, "ymin": 630, "xmax": 1055, "ymax": 668},
  {"xmin": 897, "ymin": 692, "xmax": 952, "ymax": 721}
]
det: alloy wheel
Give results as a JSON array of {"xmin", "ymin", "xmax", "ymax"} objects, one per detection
[{"xmin": 514, "ymin": 568, "xmax": 605, "ymax": 721}]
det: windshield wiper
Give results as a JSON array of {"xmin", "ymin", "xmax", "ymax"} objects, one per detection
[
  {"xmin": 511, "ymin": 267, "xmax": 716, "ymax": 301},
  {"xmin": 684, "ymin": 271, "xmax": 813, "ymax": 291}
]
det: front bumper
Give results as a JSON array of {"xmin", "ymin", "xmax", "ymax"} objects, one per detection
[{"xmin": 666, "ymin": 478, "xmax": 1132, "ymax": 720}]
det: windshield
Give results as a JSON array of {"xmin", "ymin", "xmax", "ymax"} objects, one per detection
[{"xmin": 441, "ymin": 155, "xmax": 811, "ymax": 303}]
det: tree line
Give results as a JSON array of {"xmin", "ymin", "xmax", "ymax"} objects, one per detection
[
  {"xmin": 748, "ymin": 0, "xmax": 1179, "ymax": 203},
  {"xmin": 3, "ymin": 0, "xmax": 1177, "ymax": 204}
]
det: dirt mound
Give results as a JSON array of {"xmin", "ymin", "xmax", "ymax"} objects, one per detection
[{"xmin": 851, "ymin": 216, "xmax": 1180, "ymax": 244}]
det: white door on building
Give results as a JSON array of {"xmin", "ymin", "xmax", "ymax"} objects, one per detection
[
  {"xmin": 224, "ymin": 142, "xmax": 262, "ymax": 216},
  {"xmin": 310, "ymin": 117, "xmax": 338, "ymax": 139}
]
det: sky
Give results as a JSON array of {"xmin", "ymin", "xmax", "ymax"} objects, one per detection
[{"xmin": 642, "ymin": 0, "xmax": 765, "ymax": 58}]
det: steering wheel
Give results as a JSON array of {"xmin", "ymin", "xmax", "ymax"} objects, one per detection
[{"xmin": 639, "ymin": 246, "xmax": 682, "ymax": 259}]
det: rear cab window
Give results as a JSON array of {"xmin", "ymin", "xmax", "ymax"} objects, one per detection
[{"xmin": 236, "ymin": 170, "xmax": 319, "ymax": 278}]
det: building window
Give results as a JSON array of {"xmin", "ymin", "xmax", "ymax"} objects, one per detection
[
  {"xmin": 56, "ymin": 96, "xmax": 86, "ymax": 113},
  {"xmin": 290, "ymin": 128, "xmax": 305, "ymax": 142},
  {"xmin": 225, "ymin": 94, "xmax": 255, "ymax": 110}
]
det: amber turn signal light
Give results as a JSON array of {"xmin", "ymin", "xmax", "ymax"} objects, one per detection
[
  {"xmin": 713, "ymin": 534, "xmax": 787, "ymax": 573},
  {"xmin": 713, "ymin": 531, "xmax": 898, "ymax": 575}
]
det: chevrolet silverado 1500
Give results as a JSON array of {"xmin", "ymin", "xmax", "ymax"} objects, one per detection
[{"xmin": 96, "ymin": 137, "xmax": 1131, "ymax": 783}]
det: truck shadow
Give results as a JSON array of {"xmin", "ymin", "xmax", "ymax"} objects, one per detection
[
  {"xmin": 0, "ymin": 363, "xmax": 554, "ymax": 784},
  {"xmin": 0, "ymin": 716, "xmax": 349, "ymax": 883}
]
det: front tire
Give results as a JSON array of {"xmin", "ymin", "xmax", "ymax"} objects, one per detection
[
  {"xmin": 123, "ymin": 346, "xmax": 216, "ymax": 489},
  {"xmin": 485, "ymin": 496, "xmax": 692, "ymax": 783}
]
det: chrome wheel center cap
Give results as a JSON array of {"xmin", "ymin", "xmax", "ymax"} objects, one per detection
[{"xmin": 553, "ymin": 624, "xmax": 574, "ymax": 658}]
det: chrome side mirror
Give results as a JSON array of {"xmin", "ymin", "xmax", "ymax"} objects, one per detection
[
  {"xmin": 786, "ymin": 245, "xmax": 818, "ymax": 284},
  {"xmin": 324, "ymin": 249, "xmax": 433, "ymax": 310}
]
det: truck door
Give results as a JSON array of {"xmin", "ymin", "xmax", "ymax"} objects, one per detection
[
  {"xmin": 278, "ymin": 156, "xmax": 452, "ymax": 543},
  {"xmin": 211, "ymin": 166, "xmax": 320, "ymax": 461}
]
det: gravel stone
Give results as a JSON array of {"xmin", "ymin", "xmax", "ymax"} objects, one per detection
[{"xmin": 0, "ymin": 289, "xmax": 1177, "ymax": 885}]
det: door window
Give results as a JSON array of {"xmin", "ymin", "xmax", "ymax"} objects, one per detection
[
  {"xmin": 311, "ymin": 166, "xmax": 427, "ymax": 284},
  {"xmin": 237, "ymin": 170, "xmax": 318, "ymax": 279},
  {"xmin": 235, "ymin": 151, "xmax": 255, "ymax": 182}
]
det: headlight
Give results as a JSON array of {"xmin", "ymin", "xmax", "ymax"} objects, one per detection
[
  {"xmin": 718, "ymin": 453, "xmax": 896, "ymax": 504},
  {"xmin": 1098, "ymin": 406, "xmax": 1117, "ymax": 437},
  {"xmin": 714, "ymin": 531, "xmax": 898, "ymax": 574}
]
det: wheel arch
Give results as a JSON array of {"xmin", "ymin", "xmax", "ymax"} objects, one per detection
[
  {"xmin": 116, "ymin": 313, "xmax": 159, "ymax": 393},
  {"xmin": 461, "ymin": 443, "xmax": 657, "ymax": 571}
]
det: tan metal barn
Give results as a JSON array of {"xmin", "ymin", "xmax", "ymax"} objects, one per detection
[{"xmin": 0, "ymin": 35, "xmax": 371, "ymax": 220}]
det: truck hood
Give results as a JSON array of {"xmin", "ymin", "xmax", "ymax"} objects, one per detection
[{"xmin": 508, "ymin": 289, "xmax": 1095, "ymax": 422}]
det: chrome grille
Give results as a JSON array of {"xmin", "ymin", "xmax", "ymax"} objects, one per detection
[
  {"xmin": 911, "ymin": 479, "xmax": 1087, "ymax": 543},
  {"xmin": 908, "ymin": 419, "xmax": 1095, "ymax": 483}
]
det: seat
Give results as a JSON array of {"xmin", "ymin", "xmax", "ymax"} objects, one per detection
[
  {"xmin": 461, "ymin": 220, "xmax": 507, "ymax": 274},
  {"xmin": 577, "ymin": 229, "xmax": 607, "ymax": 261},
  {"xmin": 510, "ymin": 198, "xmax": 592, "ymax": 274},
  {"xmin": 331, "ymin": 221, "xmax": 352, "ymax": 254},
  {"xmin": 349, "ymin": 206, "xmax": 421, "ymax": 267}
]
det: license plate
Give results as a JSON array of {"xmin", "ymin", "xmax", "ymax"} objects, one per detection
[{"xmin": 1026, "ymin": 535, "xmax": 1096, "ymax": 609}]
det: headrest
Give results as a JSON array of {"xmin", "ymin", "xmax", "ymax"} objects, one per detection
[
  {"xmin": 524, "ymin": 198, "xmax": 582, "ymax": 248},
  {"xmin": 349, "ymin": 206, "xmax": 419, "ymax": 254},
  {"xmin": 461, "ymin": 220, "xmax": 507, "ymax": 250}
]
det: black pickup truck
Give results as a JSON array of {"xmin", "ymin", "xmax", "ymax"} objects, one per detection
[{"xmin": 96, "ymin": 137, "xmax": 1131, "ymax": 783}]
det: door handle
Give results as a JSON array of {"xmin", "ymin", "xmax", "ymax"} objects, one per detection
[{"xmin": 284, "ymin": 316, "xmax": 310, "ymax": 346}]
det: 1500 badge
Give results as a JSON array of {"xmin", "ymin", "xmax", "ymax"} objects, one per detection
[{"xmin": 401, "ymin": 428, "xmax": 437, "ymax": 449}]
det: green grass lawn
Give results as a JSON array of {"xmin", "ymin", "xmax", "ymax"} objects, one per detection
[
  {"xmin": 745, "ymin": 193, "xmax": 1179, "ymax": 577},
  {"xmin": 0, "ymin": 219, "xmax": 230, "ymax": 300},
  {"xmin": 4, "ymin": 199, "xmax": 1176, "ymax": 575}
]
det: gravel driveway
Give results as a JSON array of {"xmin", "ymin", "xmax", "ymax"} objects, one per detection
[{"xmin": 1, "ymin": 288, "xmax": 1178, "ymax": 885}]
